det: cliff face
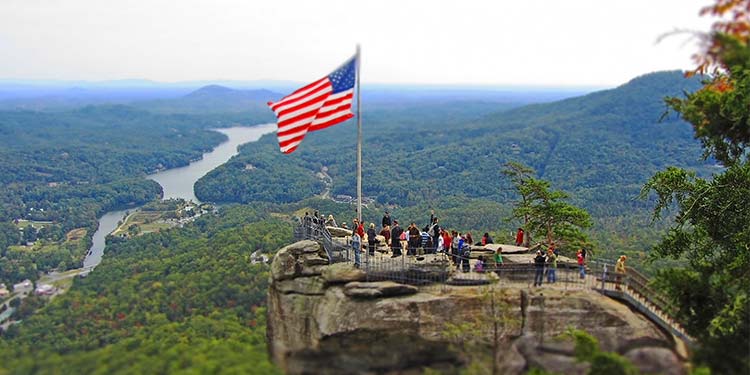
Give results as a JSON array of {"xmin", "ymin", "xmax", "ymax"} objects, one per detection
[{"xmin": 267, "ymin": 240, "xmax": 687, "ymax": 375}]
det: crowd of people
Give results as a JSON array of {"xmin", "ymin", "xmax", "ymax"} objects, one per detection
[
  {"xmin": 336, "ymin": 210, "xmax": 512, "ymax": 271},
  {"xmin": 306, "ymin": 210, "xmax": 627, "ymax": 288}
]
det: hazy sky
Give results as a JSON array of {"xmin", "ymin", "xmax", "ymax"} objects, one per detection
[{"xmin": 0, "ymin": 0, "xmax": 715, "ymax": 86}]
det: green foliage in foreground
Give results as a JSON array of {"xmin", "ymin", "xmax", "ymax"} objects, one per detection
[
  {"xmin": 566, "ymin": 329, "xmax": 638, "ymax": 375},
  {"xmin": 526, "ymin": 330, "xmax": 639, "ymax": 375},
  {"xmin": 642, "ymin": 163, "xmax": 750, "ymax": 374},
  {"xmin": 641, "ymin": 15, "xmax": 750, "ymax": 375},
  {"xmin": 0, "ymin": 205, "xmax": 291, "ymax": 374}
]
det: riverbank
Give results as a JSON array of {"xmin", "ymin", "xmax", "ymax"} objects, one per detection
[
  {"xmin": 83, "ymin": 123, "xmax": 275, "ymax": 270},
  {"xmin": 110, "ymin": 199, "xmax": 212, "ymax": 238},
  {"xmin": 1, "ymin": 124, "xmax": 276, "ymax": 330}
]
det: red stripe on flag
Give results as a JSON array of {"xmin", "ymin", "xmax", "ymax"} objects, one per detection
[
  {"xmin": 277, "ymin": 121, "xmax": 312, "ymax": 138},
  {"xmin": 319, "ymin": 92, "xmax": 353, "ymax": 109},
  {"xmin": 309, "ymin": 113, "xmax": 354, "ymax": 132},
  {"xmin": 277, "ymin": 125, "xmax": 309, "ymax": 142},
  {"xmin": 269, "ymin": 77, "xmax": 327, "ymax": 107},
  {"xmin": 278, "ymin": 108, "xmax": 319, "ymax": 130},
  {"xmin": 278, "ymin": 133, "xmax": 307, "ymax": 149},
  {"xmin": 270, "ymin": 80, "xmax": 331, "ymax": 112},
  {"xmin": 282, "ymin": 145, "xmax": 299, "ymax": 154},
  {"xmin": 268, "ymin": 55, "xmax": 357, "ymax": 154},
  {"xmin": 276, "ymin": 91, "xmax": 330, "ymax": 120},
  {"xmin": 315, "ymin": 103, "xmax": 353, "ymax": 120}
]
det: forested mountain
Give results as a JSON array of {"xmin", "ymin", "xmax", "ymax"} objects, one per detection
[
  {"xmin": 196, "ymin": 71, "xmax": 711, "ymax": 253},
  {"xmin": 0, "ymin": 106, "xmax": 257, "ymax": 281},
  {"xmin": 0, "ymin": 205, "xmax": 288, "ymax": 374},
  {"xmin": 0, "ymin": 105, "xmax": 230, "ymax": 222},
  {"xmin": 135, "ymin": 85, "xmax": 283, "ymax": 116}
]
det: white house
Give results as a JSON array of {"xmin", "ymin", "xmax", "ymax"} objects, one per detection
[{"xmin": 34, "ymin": 284, "xmax": 55, "ymax": 296}]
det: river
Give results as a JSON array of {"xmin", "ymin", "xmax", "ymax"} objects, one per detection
[{"xmin": 82, "ymin": 123, "xmax": 276, "ymax": 270}]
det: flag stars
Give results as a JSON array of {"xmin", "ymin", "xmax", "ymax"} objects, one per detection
[{"xmin": 329, "ymin": 57, "xmax": 357, "ymax": 93}]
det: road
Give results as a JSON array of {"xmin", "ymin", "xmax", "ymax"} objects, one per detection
[
  {"xmin": 40, "ymin": 268, "xmax": 91, "ymax": 284},
  {"xmin": 0, "ymin": 268, "xmax": 89, "ymax": 329}
]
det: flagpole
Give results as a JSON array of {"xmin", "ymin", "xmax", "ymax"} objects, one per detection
[{"xmin": 356, "ymin": 44, "xmax": 362, "ymax": 223}]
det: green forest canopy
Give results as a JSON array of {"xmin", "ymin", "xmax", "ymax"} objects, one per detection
[{"xmin": 0, "ymin": 205, "xmax": 289, "ymax": 374}]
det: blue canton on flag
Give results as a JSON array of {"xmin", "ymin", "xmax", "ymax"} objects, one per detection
[{"xmin": 329, "ymin": 58, "xmax": 356, "ymax": 94}]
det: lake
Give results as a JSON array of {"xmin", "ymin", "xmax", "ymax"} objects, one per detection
[
  {"xmin": 146, "ymin": 124, "xmax": 276, "ymax": 202},
  {"xmin": 83, "ymin": 123, "xmax": 276, "ymax": 269}
]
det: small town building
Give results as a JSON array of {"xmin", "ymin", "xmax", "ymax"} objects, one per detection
[
  {"xmin": 35, "ymin": 284, "xmax": 55, "ymax": 296},
  {"xmin": 13, "ymin": 280, "xmax": 31, "ymax": 291}
]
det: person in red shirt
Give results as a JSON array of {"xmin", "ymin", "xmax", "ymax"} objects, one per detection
[
  {"xmin": 442, "ymin": 230, "xmax": 452, "ymax": 254},
  {"xmin": 351, "ymin": 218, "xmax": 364, "ymax": 237},
  {"xmin": 577, "ymin": 249, "xmax": 585, "ymax": 279},
  {"xmin": 351, "ymin": 218, "xmax": 364, "ymax": 268},
  {"xmin": 379, "ymin": 225, "xmax": 391, "ymax": 249},
  {"xmin": 515, "ymin": 228, "xmax": 524, "ymax": 246}
]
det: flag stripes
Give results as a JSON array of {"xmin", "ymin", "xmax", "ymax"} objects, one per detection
[{"xmin": 267, "ymin": 55, "xmax": 357, "ymax": 154}]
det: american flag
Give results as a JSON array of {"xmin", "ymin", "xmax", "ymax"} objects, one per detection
[{"xmin": 268, "ymin": 55, "xmax": 357, "ymax": 154}]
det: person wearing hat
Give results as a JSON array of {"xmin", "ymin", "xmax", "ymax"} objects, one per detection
[
  {"xmin": 533, "ymin": 250, "xmax": 546, "ymax": 287},
  {"xmin": 615, "ymin": 255, "xmax": 627, "ymax": 290}
]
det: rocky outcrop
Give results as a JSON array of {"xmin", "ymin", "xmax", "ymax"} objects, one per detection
[
  {"xmin": 343, "ymin": 281, "xmax": 418, "ymax": 299},
  {"xmin": 267, "ymin": 240, "xmax": 687, "ymax": 375},
  {"xmin": 327, "ymin": 226, "xmax": 352, "ymax": 237}
]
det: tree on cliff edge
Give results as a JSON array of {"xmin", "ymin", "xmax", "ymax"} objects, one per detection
[
  {"xmin": 641, "ymin": 1, "xmax": 750, "ymax": 373},
  {"xmin": 503, "ymin": 162, "xmax": 592, "ymax": 252}
]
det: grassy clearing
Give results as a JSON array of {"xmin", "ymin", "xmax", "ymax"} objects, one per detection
[
  {"xmin": 112, "ymin": 210, "xmax": 177, "ymax": 237},
  {"xmin": 140, "ymin": 222, "xmax": 174, "ymax": 234},
  {"xmin": 14, "ymin": 219, "xmax": 55, "ymax": 230},
  {"xmin": 270, "ymin": 212, "xmax": 289, "ymax": 219},
  {"xmin": 7, "ymin": 242, "xmax": 62, "ymax": 254},
  {"xmin": 49, "ymin": 277, "xmax": 74, "ymax": 292},
  {"xmin": 65, "ymin": 228, "xmax": 87, "ymax": 242},
  {"xmin": 51, "ymin": 269, "xmax": 83, "ymax": 279}
]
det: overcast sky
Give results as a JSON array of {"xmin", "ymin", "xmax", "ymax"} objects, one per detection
[{"xmin": 0, "ymin": 0, "xmax": 715, "ymax": 87}]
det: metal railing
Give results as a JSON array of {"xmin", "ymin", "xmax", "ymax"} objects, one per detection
[
  {"xmin": 293, "ymin": 217, "xmax": 350, "ymax": 264},
  {"xmin": 293, "ymin": 219, "xmax": 692, "ymax": 344}
]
